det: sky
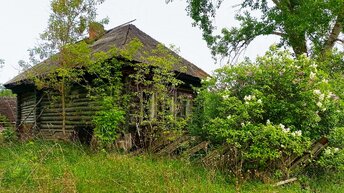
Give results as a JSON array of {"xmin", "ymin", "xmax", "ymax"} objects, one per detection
[{"xmin": 0, "ymin": 0, "xmax": 279, "ymax": 84}]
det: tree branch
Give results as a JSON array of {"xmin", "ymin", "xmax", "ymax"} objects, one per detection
[
  {"xmin": 335, "ymin": 38, "xmax": 344, "ymax": 44},
  {"xmin": 323, "ymin": 10, "xmax": 344, "ymax": 53},
  {"xmin": 272, "ymin": 31, "xmax": 286, "ymax": 36}
]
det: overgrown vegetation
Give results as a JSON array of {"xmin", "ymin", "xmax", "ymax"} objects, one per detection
[
  {"xmin": 86, "ymin": 39, "xmax": 189, "ymax": 149},
  {"xmin": 1, "ymin": 141, "xmax": 344, "ymax": 192},
  {"xmin": 190, "ymin": 47, "xmax": 344, "ymax": 182},
  {"xmin": 0, "ymin": 85, "xmax": 15, "ymax": 97},
  {"xmin": 0, "ymin": 114, "xmax": 17, "ymax": 143},
  {"xmin": 22, "ymin": 0, "xmax": 107, "ymax": 135}
]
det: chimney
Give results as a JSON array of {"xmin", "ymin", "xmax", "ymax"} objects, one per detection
[{"xmin": 88, "ymin": 22, "xmax": 105, "ymax": 41}]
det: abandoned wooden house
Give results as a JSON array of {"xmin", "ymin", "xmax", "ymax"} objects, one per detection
[{"xmin": 4, "ymin": 24, "xmax": 208, "ymax": 142}]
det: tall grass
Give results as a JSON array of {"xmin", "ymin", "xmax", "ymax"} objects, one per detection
[{"xmin": 0, "ymin": 141, "xmax": 343, "ymax": 193}]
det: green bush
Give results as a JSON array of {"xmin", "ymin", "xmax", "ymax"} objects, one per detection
[
  {"xmin": 191, "ymin": 47, "xmax": 343, "ymax": 174},
  {"xmin": 317, "ymin": 127, "xmax": 344, "ymax": 171},
  {"xmin": 0, "ymin": 114, "xmax": 16, "ymax": 142},
  {"xmin": 92, "ymin": 97, "xmax": 125, "ymax": 148}
]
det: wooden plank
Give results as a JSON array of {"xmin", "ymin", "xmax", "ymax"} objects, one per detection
[
  {"xmin": 202, "ymin": 145, "xmax": 229, "ymax": 166},
  {"xmin": 157, "ymin": 135, "xmax": 190, "ymax": 155},
  {"xmin": 273, "ymin": 178, "xmax": 298, "ymax": 187},
  {"xmin": 288, "ymin": 137, "xmax": 328, "ymax": 170},
  {"xmin": 182, "ymin": 141, "xmax": 209, "ymax": 157}
]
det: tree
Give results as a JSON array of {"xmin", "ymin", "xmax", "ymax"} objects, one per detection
[
  {"xmin": 180, "ymin": 0, "xmax": 344, "ymax": 60},
  {"xmin": 23, "ymin": 0, "xmax": 106, "ymax": 134}
]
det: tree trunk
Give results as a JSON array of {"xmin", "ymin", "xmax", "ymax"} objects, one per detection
[
  {"xmin": 61, "ymin": 78, "xmax": 66, "ymax": 135},
  {"xmin": 323, "ymin": 15, "xmax": 344, "ymax": 54},
  {"xmin": 288, "ymin": 32, "xmax": 308, "ymax": 57}
]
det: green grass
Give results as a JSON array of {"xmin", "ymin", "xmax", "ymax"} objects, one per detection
[{"xmin": 0, "ymin": 141, "xmax": 343, "ymax": 193}]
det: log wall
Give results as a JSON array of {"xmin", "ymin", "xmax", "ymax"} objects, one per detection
[{"xmin": 37, "ymin": 86, "xmax": 99, "ymax": 139}]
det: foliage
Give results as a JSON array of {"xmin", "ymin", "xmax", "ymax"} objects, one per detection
[
  {"xmin": 127, "ymin": 39, "xmax": 188, "ymax": 148},
  {"xmin": 0, "ymin": 85, "xmax": 15, "ymax": 97},
  {"xmin": 92, "ymin": 97, "xmax": 125, "ymax": 148},
  {"xmin": 27, "ymin": 0, "xmax": 107, "ymax": 64},
  {"xmin": 317, "ymin": 127, "xmax": 344, "ymax": 171},
  {"xmin": 86, "ymin": 38, "xmax": 189, "ymax": 149},
  {"xmin": 1, "ymin": 141, "xmax": 344, "ymax": 192},
  {"xmin": 0, "ymin": 114, "xmax": 16, "ymax": 142},
  {"xmin": 0, "ymin": 141, "xmax": 232, "ymax": 193},
  {"xmin": 21, "ymin": 0, "xmax": 106, "ymax": 134},
  {"xmin": 182, "ymin": 0, "xmax": 344, "ymax": 60},
  {"xmin": 191, "ymin": 47, "xmax": 343, "ymax": 174},
  {"xmin": 84, "ymin": 45, "xmax": 127, "ymax": 148}
]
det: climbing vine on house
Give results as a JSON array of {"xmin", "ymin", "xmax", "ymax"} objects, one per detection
[{"xmin": 86, "ymin": 39, "xmax": 188, "ymax": 149}]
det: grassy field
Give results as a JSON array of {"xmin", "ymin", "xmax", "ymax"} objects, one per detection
[{"xmin": 0, "ymin": 141, "xmax": 343, "ymax": 193}]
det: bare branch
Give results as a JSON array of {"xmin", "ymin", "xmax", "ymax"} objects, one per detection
[
  {"xmin": 335, "ymin": 38, "xmax": 344, "ymax": 44},
  {"xmin": 272, "ymin": 31, "xmax": 286, "ymax": 36}
]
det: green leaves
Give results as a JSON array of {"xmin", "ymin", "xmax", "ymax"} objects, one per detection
[
  {"xmin": 191, "ymin": 48, "xmax": 343, "ymax": 173},
  {"xmin": 185, "ymin": 0, "xmax": 344, "ymax": 59},
  {"xmin": 93, "ymin": 97, "xmax": 125, "ymax": 147}
]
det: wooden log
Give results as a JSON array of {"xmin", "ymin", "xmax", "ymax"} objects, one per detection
[
  {"xmin": 182, "ymin": 141, "xmax": 209, "ymax": 157},
  {"xmin": 288, "ymin": 137, "xmax": 328, "ymax": 171},
  {"xmin": 273, "ymin": 178, "xmax": 298, "ymax": 187},
  {"xmin": 202, "ymin": 145, "xmax": 229, "ymax": 166},
  {"xmin": 157, "ymin": 135, "xmax": 190, "ymax": 155}
]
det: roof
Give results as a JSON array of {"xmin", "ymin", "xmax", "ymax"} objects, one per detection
[{"xmin": 5, "ymin": 24, "xmax": 209, "ymax": 87}]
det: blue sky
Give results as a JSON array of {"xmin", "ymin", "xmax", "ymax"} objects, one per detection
[{"xmin": 0, "ymin": 0, "xmax": 278, "ymax": 84}]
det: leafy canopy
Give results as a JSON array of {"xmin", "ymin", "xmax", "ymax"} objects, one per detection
[{"xmin": 182, "ymin": 0, "xmax": 344, "ymax": 60}]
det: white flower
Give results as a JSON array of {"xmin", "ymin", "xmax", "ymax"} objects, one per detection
[
  {"xmin": 223, "ymin": 95, "xmax": 229, "ymax": 100},
  {"xmin": 313, "ymin": 90, "xmax": 321, "ymax": 95},
  {"xmin": 319, "ymin": 94, "xmax": 325, "ymax": 101},
  {"xmin": 310, "ymin": 72, "xmax": 316, "ymax": 80},
  {"xmin": 322, "ymin": 79, "xmax": 328, "ymax": 84},
  {"xmin": 257, "ymin": 99, "xmax": 262, "ymax": 104},
  {"xmin": 241, "ymin": 123, "xmax": 245, "ymax": 127},
  {"xmin": 327, "ymin": 92, "xmax": 333, "ymax": 99},
  {"xmin": 294, "ymin": 130, "xmax": 302, "ymax": 137},
  {"xmin": 279, "ymin": 124, "xmax": 285, "ymax": 130},
  {"xmin": 334, "ymin": 148, "xmax": 340, "ymax": 153},
  {"xmin": 245, "ymin": 101, "xmax": 249, "ymax": 105},
  {"xmin": 310, "ymin": 63, "xmax": 318, "ymax": 68},
  {"xmin": 283, "ymin": 128, "xmax": 290, "ymax": 133},
  {"xmin": 227, "ymin": 115, "xmax": 231, "ymax": 119},
  {"xmin": 316, "ymin": 102, "xmax": 323, "ymax": 108},
  {"xmin": 244, "ymin": 95, "xmax": 252, "ymax": 101},
  {"xmin": 281, "ymin": 144, "xmax": 285, "ymax": 148},
  {"xmin": 266, "ymin": 119, "xmax": 271, "ymax": 125},
  {"xmin": 325, "ymin": 148, "xmax": 332, "ymax": 156}
]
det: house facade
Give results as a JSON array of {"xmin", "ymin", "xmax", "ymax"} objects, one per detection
[{"xmin": 4, "ymin": 24, "xmax": 208, "ymax": 141}]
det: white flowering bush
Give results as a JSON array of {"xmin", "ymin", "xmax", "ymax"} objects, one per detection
[
  {"xmin": 191, "ymin": 47, "xmax": 343, "ymax": 173},
  {"xmin": 317, "ymin": 127, "xmax": 344, "ymax": 171}
]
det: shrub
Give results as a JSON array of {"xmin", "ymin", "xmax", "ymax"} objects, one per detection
[
  {"xmin": 190, "ymin": 47, "xmax": 343, "ymax": 175},
  {"xmin": 92, "ymin": 97, "xmax": 125, "ymax": 148},
  {"xmin": 317, "ymin": 127, "xmax": 344, "ymax": 171},
  {"xmin": 0, "ymin": 114, "xmax": 17, "ymax": 142}
]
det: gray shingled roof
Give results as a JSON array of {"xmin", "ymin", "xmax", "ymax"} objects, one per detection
[{"xmin": 5, "ymin": 24, "xmax": 208, "ymax": 86}]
